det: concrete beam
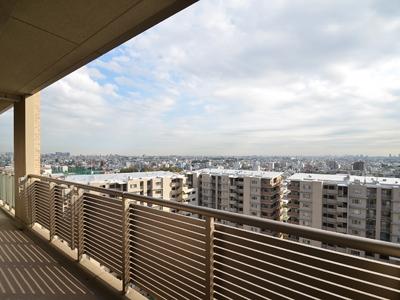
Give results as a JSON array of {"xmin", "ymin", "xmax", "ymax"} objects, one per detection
[
  {"xmin": 0, "ymin": 92, "xmax": 23, "ymax": 102},
  {"xmin": 0, "ymin": 102, "xmax": 12, "ymax": 114},
  {"xmin": 14, "ymin": 92, "xmax": 40, "ymax": 223}
]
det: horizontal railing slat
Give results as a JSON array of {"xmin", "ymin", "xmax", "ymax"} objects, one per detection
[
  {"xmin": 214, "ymin": 276, "xmax": 285, "ymax": 300},
  {"xmin": 132, "ymin": 256, "xmax": 205, "ymax": 298},
  {"xmin": 132, "ymin": 269, "xmax": 181, "ymax": 300},
  {"xmin": 82, "ymin": 193, "xmax": 123, "ymax": 208},
  {"xmin": 83, "ymin": 247, "xmax": 122, "ymax": 275},
  {"xmin": 132, "ymin": 203, "xmax": 205, "ymax": 227},
  {"xmin": 83, "ymin": 227, "xmax": 122, "ymax": 252},
  {"xmin": 215, "ymin": 224, "xmax": 400, "ymax": 277},
  {"xmin": 131, "ymin": 253, "xmax": 205, "ymax": 291},
  {"xmin": 82, "ymin": 218, "xmax": 121, "ymax": 238},
  {"xmin": 82, "ymin": 202, "xmax": 122, "ymax": 219},
  {"xmin": 130, "ymin": 228, "xmax": 206, "ymax": 265},
  {"xmin": 132, "ymin": 263, "xmax": 203, "ymax": 300},
  {"xmin": 214, "ymin": 284, "xmax": 250, "ymax": 300},
  {"xmin": 82, "ymin": 209, "xmax": 123, "ymax": 229},
  {"xmin": 133, "ymin": 276, "xmax": 172, "ymax": 300},
  {"xmin": 215, "ymin": 229, "xmax": 400, "ymax": 290},
  {"xmin": 214, "ymin": 252, "xmax": 381, "ymax": 300},
  {"xmin": 214, "ymin": 262, "xmax": 319, "ymax": 300},
  {"xmin": 214, "ymin": 268, "xmax": 298, "ymax": 300},
  {"xmin": 82, "ymin": 199, "xmax": 123, "ymax": 215},
  {"xmin": 130, "ymin": 212, "xmax": 206, "ymax": 243},
  {"xmin": 130, "ymin": 241, "xmax": 205, "ymax": 278},
  {"xmin": 130, "ymin": 205, "xmax": 206, "ymax": 234},
  {"xmin": 130, "ymin": 217, "xmax": 205, "ymax": 249}
]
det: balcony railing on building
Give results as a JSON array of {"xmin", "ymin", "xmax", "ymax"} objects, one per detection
[
  {"xmin": 0, "ymin": 173, "xmax": 400, "ymax": 299},
  {"xmin": 0, "ymin": 172, "xmax": 15, "ymax": 212}
]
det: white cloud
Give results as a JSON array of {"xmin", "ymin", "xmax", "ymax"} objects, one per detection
[{"xmin": 3, "ymin": 0, "xmax": 400, "ymax": 155}]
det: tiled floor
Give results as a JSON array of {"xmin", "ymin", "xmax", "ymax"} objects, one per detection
[{"xmin": 0, "ymin": 208, "xmax": 121, "ymax": 299}]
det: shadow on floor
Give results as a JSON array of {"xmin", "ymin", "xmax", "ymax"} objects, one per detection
[{"xmin": 0, "ymin": 208, "xmax": 123, "ymax": 299}]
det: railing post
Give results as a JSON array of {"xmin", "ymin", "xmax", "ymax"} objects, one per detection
[
  {"xmin": 0, "ymin": 173, "xmax": 5, "ymax": 207},
  {"xmin": 122, "ymin": 195, "xmax": 130, "ymax": 294},
  {"xmin": 76, "ymin": 189, "xmax": 84, "ymax": 262},
  {"xmin": 11, "ymin": 174, "xmax": 15, "ymax": 209},
  {"xmin": 205, "ymin": 216, "xmax": 215, "ymax": 300},
  {"xmin": 49, "ymin": 182, "xmax": 56, "ymax": 241},
  {"xmin": 21, "ymin": 176, "xmax": 34, "ymax": 227},
  {"xmin": 70, "ymin": 185, "xmax": 81, "ymax": 252}
]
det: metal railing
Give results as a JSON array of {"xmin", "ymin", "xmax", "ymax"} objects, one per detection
[
  {"xmin": 0, "ymin": 171, "xmax": 15, "ymax": 210},
  {"xmin": 16, "ymin": 174, "xmax": 400, "ymax": 299}
]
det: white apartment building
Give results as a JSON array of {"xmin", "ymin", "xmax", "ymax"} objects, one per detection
[
  {"xmin": 288, "ymin": 173, "xmax": 400, "ymax": 260},
  {"xmin": 65, "ymin": 172, "xmax": 197, "ymax": 210},
  {"xmin": 189, "ymin": 169, "xmax": 283, "ymax": 233}
]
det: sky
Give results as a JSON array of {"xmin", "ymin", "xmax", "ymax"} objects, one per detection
[{"xmin": 1, "ymin": 0, "xmax": 400, "ymax": 156}]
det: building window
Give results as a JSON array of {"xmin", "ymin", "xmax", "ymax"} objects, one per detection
[{"xmin": 382, "ymin": 189, "xmax": 392, "ymax": 197}]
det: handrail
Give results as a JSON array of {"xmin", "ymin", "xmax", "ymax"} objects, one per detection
[{"xmin": 27, "ymin": 174, "xmax": 400, "ymax": 258}]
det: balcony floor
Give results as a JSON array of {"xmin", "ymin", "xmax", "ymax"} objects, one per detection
[{"xmin": 0, "ymin": 209, "xmax": 121, "ymax": 299}]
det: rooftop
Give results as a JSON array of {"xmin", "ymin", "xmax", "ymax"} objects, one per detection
[
  {"xmin": 65, "ymin": 171, "xmax": 183, "ymax": 185},
  {"xmin": 194, "ymin": 168, "xmax": 283, "ymax": 179},
  {"xmin": 289, "ymin": 173, "xmax": 400, "ymax": 186}
]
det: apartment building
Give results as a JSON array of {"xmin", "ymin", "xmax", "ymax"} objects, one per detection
[
  {"xmin": 189, "ymin": 169, "xmax": 283, "ymax": 232},
  {"xmin": 65, "ymin": 171, "xmax": 197, "ymax": 209},
  {"xmin": 288, "ymin": 173, "xmax": 400, "ymax": 260}
]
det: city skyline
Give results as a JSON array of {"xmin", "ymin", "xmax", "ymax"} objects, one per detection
[
  {"xmin": 1, "ymin": 0, "xmax": 400, "ymax": 155},
  {"xmin": 1, "ymin": 151, "xmax": 400, "ymax": 158}
]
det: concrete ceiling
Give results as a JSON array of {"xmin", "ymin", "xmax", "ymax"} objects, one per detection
[{"xmin": 0, "ymin": 0, "xmax": 197, "ymax": 112}]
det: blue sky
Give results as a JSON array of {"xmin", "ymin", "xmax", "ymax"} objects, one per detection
[{"xmin": 1, "ymin": 0, "xmax": 400, "ymax": 155}]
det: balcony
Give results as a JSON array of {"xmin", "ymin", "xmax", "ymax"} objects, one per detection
[
  {"xmin": 288, "ymin": 201, "xmax": 299, "ymax": 208},
  {"xmin": 0, "ymin": 173, "xmax": 399, "ymax": 299},
  {"xmin": 1, "ymin": 2, "xmax": 400, "ymax": 295},
  {"xmin": 287, "ymin": 208, "xmax": 299, "ymax": 218},
  {"xmin": 0, "ymin": 174, "xmax": 121, "ymax": 299}
]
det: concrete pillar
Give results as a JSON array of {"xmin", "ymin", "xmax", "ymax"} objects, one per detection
[{"xmin": 14, "ymin": 93, "xmax": 40, "ymax": 223}]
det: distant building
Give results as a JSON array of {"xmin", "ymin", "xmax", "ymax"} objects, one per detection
[
  {"xmin": 352, "ymin": 161, "xmax": 365, "ymax": 171},
  {"xmin": 42, "ymin": 164, "xmax": 52, "ymax": 175},
  {"xmin": 326, "ymin": 160, "xmax": 339, "ymax": 170},
  {"xmin": 189, "ymin": 169, "xmax": 283, "ymax": 233},
  {"xmin": 55, "ymin": 152, "xmax": 70, "ymax": 157},
  {"xmin": 266, "ymin": 162, "xmax": 275, "ymax": 171},
  {"xmin": 288, "ymin": 173, "xmax": 400, "ymax": 261},
  {"xmin": 65, "ymin": 171, "xmax": 197, "ymax": 214}
]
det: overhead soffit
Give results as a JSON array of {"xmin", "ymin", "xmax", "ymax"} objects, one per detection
[{"xmin": 0, "ymin": 0, "xmax": 197, "ymax": 98}]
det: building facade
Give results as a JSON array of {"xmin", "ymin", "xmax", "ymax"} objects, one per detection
[
  {"xmin": 288, "ymin": 173, "xmax": 400, "ymax": 260},
  {"xmin": 65, "ymin": 172, "xmax": 198, "ymax": 210},
  {"xmin": 189, "ymin": 169, "xmax": 283, "ymax": 232},
  {"xmin": 352, "ymin": 161, "xmax": 366, "ymax": 171}
]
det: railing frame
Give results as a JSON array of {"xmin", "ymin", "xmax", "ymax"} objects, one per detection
[
  {"xmin": 17, "ymin": 174, "xmax": 400, "ymax": 298},
  {"xmin": 27, "ymin": 174, "xmax": 400, "ymax": 257}
]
